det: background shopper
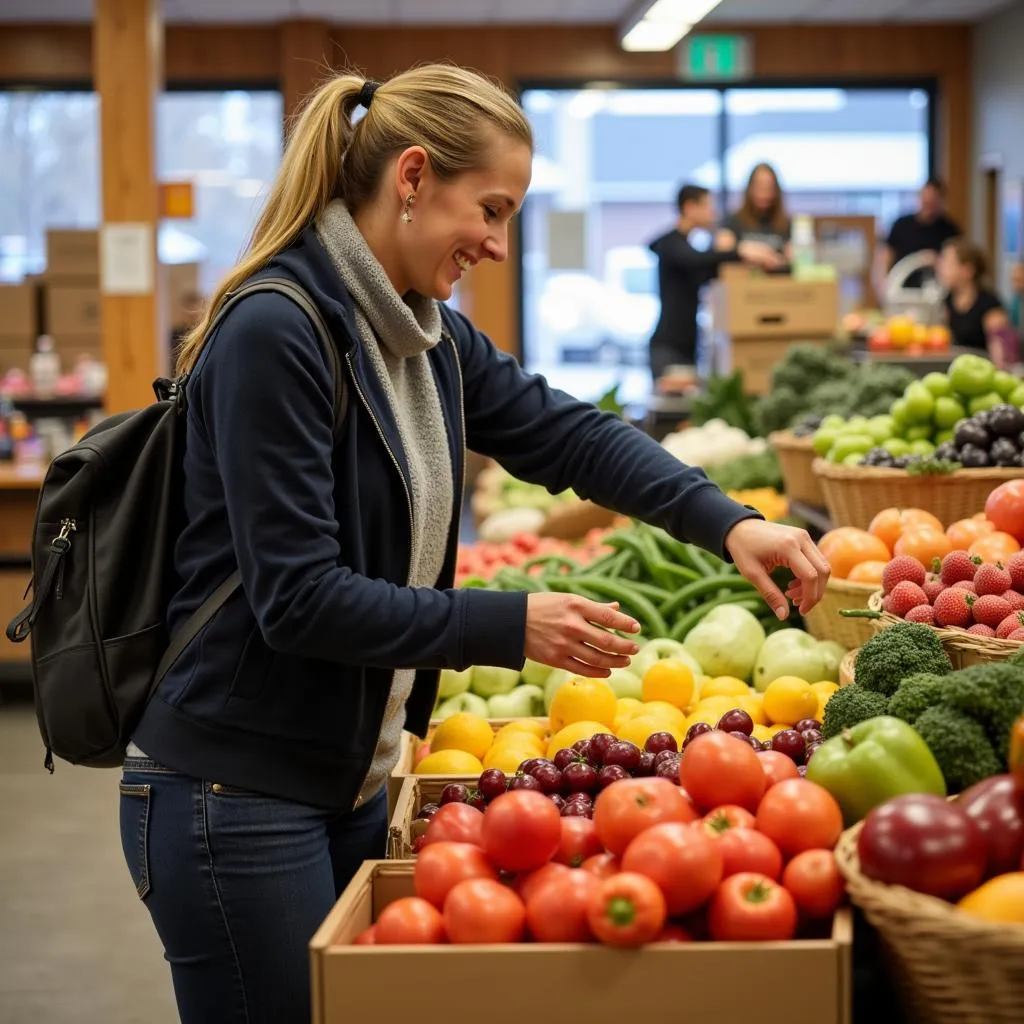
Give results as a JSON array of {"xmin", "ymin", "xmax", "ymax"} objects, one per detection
[{"xmin": 715, "ymin": 162, "xmax": 792, "ymax": 260}]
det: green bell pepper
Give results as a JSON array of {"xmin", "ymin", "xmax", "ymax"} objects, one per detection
[{"xmin": 806, "ymin": 715, "xmax": 947, "ymax": 826}]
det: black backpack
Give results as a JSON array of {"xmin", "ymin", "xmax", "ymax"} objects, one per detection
[{"xmin": 5, "ymin": 277, "xmax": 348, "ymax": 772}]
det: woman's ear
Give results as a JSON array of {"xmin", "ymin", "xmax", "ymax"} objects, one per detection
[{"xmin": 394, "ymin": 145, "xmax": 429, "ymax": 202}]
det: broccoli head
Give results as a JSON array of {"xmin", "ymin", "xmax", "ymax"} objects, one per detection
[
  {"xmin": 821, "ymin": 684, "xmax": 889, "ymax": 740},
  {"xmin": 887, "ymin": 672, "xmax": 947, "ymax": 724},
  {"xmin": 754, "ymin": 386, "xmax": 805, "ymax": 435},
  {"xmin": 1008, "ymin": 646, "xmax": 1024, "ymax": 668},
  {"xmin": 940, "ymin": 662, "xmax": 1024, "ymax": 761},
  {"xmin": 854, "ymin": 624, "xmax": 952, "ymax": 698},
  {"xmin": 912, "ymin": 705, "xmax": 1003, "ymax": 793}
]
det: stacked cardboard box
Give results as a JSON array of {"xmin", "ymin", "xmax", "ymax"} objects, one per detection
[
  {"xmin": 0, "ymin": 282, "xmax": 38, "ymax": 373},
  {"xmin": 43, "ymin": 229, "xmax": 102, "ymax": 370}
]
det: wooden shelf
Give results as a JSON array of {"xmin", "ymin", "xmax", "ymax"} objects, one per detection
[{"xmin": 0, "ymin": 465, "xmax": 45, "ymax": 490}]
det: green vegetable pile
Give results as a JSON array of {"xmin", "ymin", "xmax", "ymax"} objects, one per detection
[
  {"xmin": 820, "ymin": 623, "xmax": 1024, "ymax": 792},
  {"xmin": 690, "ymin": 371, "xmax": 759, "ymax": 436},
  {"xmin": 463, "ymin": 521, "xmax": 799, "ymax": 642},
  {"xmin": 704, "ymin": 450, "xmax": 783, "ymax": 492}
]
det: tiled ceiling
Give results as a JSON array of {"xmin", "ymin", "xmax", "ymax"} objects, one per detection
[{"xmin": 0, "ymin": 0, "xmax": 1014, "ymax": 22}]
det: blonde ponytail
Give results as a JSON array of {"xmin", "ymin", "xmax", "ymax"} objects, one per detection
[{"xmin": 175, "ymin": 62, "xmax": 532, "ymax": 375}]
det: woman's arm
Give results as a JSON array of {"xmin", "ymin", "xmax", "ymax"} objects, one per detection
[
  {"xmin": 714, "ymin": 227, "xmax": 738, "ymax": 251},
  {"xmin": 984, "ymin": 307, "xmax": 1012, "ymax": 367}
]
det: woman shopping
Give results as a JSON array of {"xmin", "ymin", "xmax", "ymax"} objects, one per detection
[
  {"xmin": 716, "ymin": 162, "xmax": 792, "ymax": 261},
  {"xmin": 119, "ymin": 63, "xmax": 829, "ymax": 1024}
]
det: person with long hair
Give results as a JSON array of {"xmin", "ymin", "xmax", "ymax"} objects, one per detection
[
  {"xmin": 715, "ymin": 162, "xmax": 791, "ymax": 259},
  {"xmin": 119, "ymin": 63, "xmax": 829, "ymax": 1023}
]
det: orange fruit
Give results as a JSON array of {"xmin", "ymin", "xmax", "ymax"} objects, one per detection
[
  {"xmin": 762, "ymin": 676, "xmax": 819, "ymax": 726},
  {"xmin": 868, "ymin": 507, "xmax": 944, "ymax": 551},
  {"xmin": 431, "ymin": 712, "xmax": 494, "ymax": 760},
  {"xmin": 946, "ymin": 517, "xmax": 996, "ymax": 551},
  {"xmin": 969, "ymin": 531, "xmax": 1022, "ymax": 564},
  {"xmin": 900, "ymin": 508, "xmax": 945, "ymax": 534},
  {"xmin": 641, "ymin": 659, "xmax": 695, "ymax": 710},
  {"xmin": 818, "ymin": 527, "xmax": 891, "ymax": 580},
  {"xmin": 957, "ymin": 872, "xmax": 1024, "ymax": 924},
  {"xmin": 546, "ymin": 721, "xmax": 613, "ymax": 760},
  {"xmin": 618, "ymin": 715, "xmax": 684, "ymax": 750},
  {"xmin": 847, "ymin": 560, "xmax": 886, "ymax": 584},
  {"xmin": 893, "ymin": 528, "xmax": 953, "ymax": 566},
  {"xmin": 417, "ymin": 750, "xmax": 485, "ymax": 775},
  {"xmin": 549, "ymin": 678, "xmax": 617, "ymax": 732}
]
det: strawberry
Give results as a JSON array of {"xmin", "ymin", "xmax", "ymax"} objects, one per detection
[
  {"xmin": 939, "ymin": 550, "xmax": 980, "ymax": 586},
  {"xmin": 967, "ymin": 623, "xmax": 996, "ymax": 636},
  {"xmin": 997, "ymin": 611, "xmax": 1024, "ymax": 639},
  {"xmin": 1010, "ymin": 628, "xmax": 1024, "ymax": 642},
  {"xmin": 887, "ymin": 580, "xmax": 929, "ymax": 618},
  {"xmin": 933, "ymin": 588, "xmax": 973, "ymax": 628},
  {"xmin": 922, "ymin": 575, "xmax": 945, "ymax": 603},
  {"xmin": 1007, "ymin": 551, "xmax": 1024, "ymax": 592},
  {"xmin": 1004, "ymin": 590, "xmax": 1024, "ymax": 612},
  {"xmin": 971, "ymin": 594, "xmax": 1013, "ymax": 628},
  {"xmin": 905, "ymin": 604, "xmax": 936, "ymax": 625},
  {"xmin": 882, "ymin": 555, "xmax": 927, "ymax": 595},
  {"xmin": 975, "ymin": 563, "xmax": 1013, "ymax": 596},
  {"xmin": 952, "ymin": 580, "xmax": 977, "ymax": 593}
]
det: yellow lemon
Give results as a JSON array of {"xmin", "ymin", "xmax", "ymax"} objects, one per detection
[
  {"xmin": 765, "ymin": 723, "xmax": 790, "ymax": 738},
  {"xmin": 430, "ymin": 712, "xmax": 494, "ymax": 760},
  {"xmin": 737, "ymin": 693, "xmax": 767, "ymax": 727},
  {"xmin": 494, "ymin": 720, "xmax": 548, "ymax": 744},
  {"xmin": 482, "ymin": 742, "xmax": 540, "ymax": 773},
  {"xmin": 549, "ymin": 677, "xmax": 617, "ymax": 732},
  {"xmin": 618, "ymin": 715, "xmax": 684, "ymax": 751},
  {"xmin": 762, "ymin": 677, "xmax": 819, "ymax": 727},
  {"xmin": 683, "ymin": 707, "xmax": 723, "ymax": 732},
  {"xmin": 615, "ymin": 697, "xmax": 646, "ymax": 720},
  {"xmin": 641, "ymin": 659, "xmax": 695, "ymax": 711},
  {"xmin": 639, "ymin": 700, "xmax": 689, "ymax": 733},
  {"xmin": 546, "ymin": 720, "xmax": 614, "ymax": 759},
  {"xmin": 701, "ymin": 676, "xmax": 752, "ymax": 699},
  {"xmin": 416, "ymin": 750, "xmax": 485, "ymax": 775},
  {"xmin": 751, "ymin": 723, "xmax": 775, "ymax": 744},
  {"xmin": 811, "ymin": 681, "xmax": 839, "ymax": 720}
]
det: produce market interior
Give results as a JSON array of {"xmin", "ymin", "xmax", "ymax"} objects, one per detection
[{"xmin": 4, "ymin": 0, "xmax": 1024, "ymax": 1022}]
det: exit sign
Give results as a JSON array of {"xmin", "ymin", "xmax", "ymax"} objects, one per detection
[{"xmin": 679, "ymin": 34, "xmax": 753, "ymax": 81}]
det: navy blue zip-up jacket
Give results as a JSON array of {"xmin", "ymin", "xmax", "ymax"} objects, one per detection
[{"xmin": 132, "ymin": 228, "xmax": 759, "ymax": 811}]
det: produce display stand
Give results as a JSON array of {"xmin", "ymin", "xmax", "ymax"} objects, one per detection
[
  {"xmin": 309, "ymin": 860, "xmax": 854, "ymax": 1024},
  {"xmin": 804, "ymin": 578, "xmax": 878, "ymax": 649},
  {"xmin": 866, "ymin": 591, "xmax": 1022, "ymax": 669},
  {"xmin": 770, "ymin": 431, "xmax": 826, "ymax": 507},
  {"xmin": 812, "ymin": 459, "xmax": 1024, "ymax": 531},
  {"xmin": 835, "ymin": 822, "xmax": 1024, "ymax": 1024}
]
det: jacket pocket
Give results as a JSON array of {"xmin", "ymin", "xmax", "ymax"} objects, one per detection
[
  {"xmin": 227, "ymin": 625, "xmax": 276, "ymax": 701},
  {"xmin": 118, "ymin": 782, "xmax": 151, "ymax": 899}
]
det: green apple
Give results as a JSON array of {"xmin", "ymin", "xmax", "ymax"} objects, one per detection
[
  {"xmin": 683, "ymin": 605, "xmax": 765, "ymax": 682},
  {"xmin": 993, "ymin": 370, "xmax": 1019, "ymax": 399},
  {"xmin": 903, "ymin": 382, "xmax": 935, "ymax": 424},
  {"xmin": 890, "ymin": 398, "xmax": 910, "ymax": 427},
  {"xmin": 438, "ymin": 667, "xmax": 473, "ymax": 700},
  {"xmin": 909, "ymin": 439, "xmax": 935, "ymax": 457},
  {"xmin": 829, "ymin": 434, "xmax": 873, "ymax": 462},
  {"xmin": 904, "ymin": 424, "xmax": 932, "ymax": 443},
  {"xmin": 881, "ymin": 437, "xmax": 910, "ymax": 457},
  {"xmin": 948, "ymin": 353, "xmax": 995, "ymax": 396},
  {"xmin": 821, "ymin": 414, "xmax": 846, "ymax": 429},
  {"xmin": 866, "ymin": 416, "xmax": 894, "ymax": 444},
  {"xmin": 844, "ymin": 416, "xmax": 870, "ymax": 433},
  {"xmin": 813, "ymin": 426, "xmax": 841, "ymax": 456},
  {"xmin": 1010, "ymin": 383, "xmax": 1024, "ymax": 409},
  {"xmin": 434, "ymin": 692, "xmax": 490, "ymax": 720},
  {"xmin": 488, "ymin": 685, "xmax": 545, "ymax": 719},
  {"xmin": 632, "ymin": 638, "xmax": 704, "ymax": 682},
  {"xmin": 605, "ymin": 668, "xmax": 643, "ymax": 701},
  {"xmin": 968, "ymin": 391, "xmax": 1002, "ymax": 416},
  {"xmin": 842, "ymin": 453, "xmax": 863, "ymax": 466},
  {"xmin": 543, "ymin": 668, "xmax": 575, "ymax": 713},
  {"xmin": 932, "ymin": 396, "xmax": 966, "ymax": 431},
  {"xmin": 520, "ymin": 658, "xmax": 553, "ymax": 689},
  {"xmin": 921, "ymin": 371, "xmax": 953, "ymax": 398},
  {"xmin": 817, "ymin": 641, "xmax": 847, "ymax": 683},
  {"xmin": 470, "ymin": 665, "xmax": 521, "ymax": 699},
  {"xmin": 752, "ymin": 630, "xmax": 829, "ymax": 692},
  {"xmin": 934, "ymin": 429, "xmax": 955, "ymax": 446}
]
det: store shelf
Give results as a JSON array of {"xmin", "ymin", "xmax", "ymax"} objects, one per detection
[
  {"xmin": 0, "ymin": 465, "xmax": 45, "ymax": 490},
  {"xmin": 7, "ymin": 394, "xmax": 104, "ymax": 419}
]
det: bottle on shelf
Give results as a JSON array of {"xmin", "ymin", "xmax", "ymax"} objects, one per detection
[
  {"xmin": 29, "ymin": 335, "xmax": 61, "ymax": 399},
  {"xmin": 790, "ymin": 214, "xmax": 817, "ymax": 280}
]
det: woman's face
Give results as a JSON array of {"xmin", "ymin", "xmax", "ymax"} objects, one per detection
[
  {"xmin": 937, "ymin": 245, "xmax": 969, "ymax": 289},
  {"xmin": 397, "ymin": 135, "xmax": 532, "ymax": 301},
  {"xmin": 749, "ymin": 168, "xmax": 778, "ymax": 213}
]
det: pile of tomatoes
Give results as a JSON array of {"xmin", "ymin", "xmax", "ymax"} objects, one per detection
[{"xmin": 355, "ymin": 732, "xmax": 847, "ymax": 948}]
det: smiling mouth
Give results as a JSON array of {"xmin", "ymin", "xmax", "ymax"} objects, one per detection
[{"xmin": 454, "ymin": 251, "xmax": 473, "ymax": 272}]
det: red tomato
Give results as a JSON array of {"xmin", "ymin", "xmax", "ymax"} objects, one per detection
[
  {"xmin": 621, "ymin": 822, "xmax": 723, "ymax": 915},
  {"xmin": 422, "ymin": 803, "xmax": 484, "ymax": 848},
  {"xmin": 515, "ymin": 862, "xmax": 575, "ymax": 904},
  {"xmin": 352, "ymin": 925, "xmax": 376, "ymax": 945},
  {"xmin": 782, "ymin": 850, "xmax": 846, "ymax": 919},
  {"xmin": 593, "ymin": 777, "xmax": 697, "ymax": 857},
  {"xmin": 443, "ymin": 878, "xmax": 526, "ymax": 944},
  {"xmin": 716, "ymin": 828, "xmax": 783, "ymax": 881},
  {"xmin": 554, "ymin": 816, "xmax": 604, "ymax": 867},
  {"xmin": 756, "ymin": 779, "xmax": 844, "ymax": 858},
  {"xmin": 586, "ymin": 872, "xmax": 668, "ymax": 947},
  {"xmin": 413, "ymin": 841, "xmax": 499, "ymax": 909},
  {"xmin": 677, "ymin": 787, "xmax": 702, "ymax": 819},
  {"xmin": 654, "ymin": 922, "xmax": 693, "ymax": 943},
  {"xmin": 374, "ymin": 897, "xmax": 446, "ymax": 945},
  {"xmin": 580, "ymin": 852, "xmax": 620, "ymax": 879},
  {"xmin": 702, "ymin": 804, "xmax": 757, "ymax": 836},
  {"xmin": 708, "ymin": 872, "xmax": 798, "ymax": 942},
  {"xmin": 985, "ymin": 480, "xmax": 1024, "ymax": 542},
  {"xmin": 482, "ymin": 790, "xmax": 561, "ymax": 873},
  {"xmin": 526, "ymin": 868, "xmax": 600, "ymax": 942},
  {"xmin": 679, "ymin": 731, "xmax": 766, "ymax": 813},
  {"xmin": 757, "ymin": 749, "xmax": 801, "ymax": 788}
]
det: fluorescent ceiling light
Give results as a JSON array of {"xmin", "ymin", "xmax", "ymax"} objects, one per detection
[{"xmin": 620, "ymin": 0, "xmax": 722, "ymax": 52}]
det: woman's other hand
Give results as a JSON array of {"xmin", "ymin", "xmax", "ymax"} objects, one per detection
[
  {"xmin": 724, "ymin": 519, "xmax": 830, "ymax": 619},
  {"xmin": 524, "ymin": 593, "xmax": 641, "ymax": 679}
]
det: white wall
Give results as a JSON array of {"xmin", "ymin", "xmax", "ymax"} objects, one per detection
[{"xmin": 972, "ymin": 0, "xmax": 1024, "ymax": 292}]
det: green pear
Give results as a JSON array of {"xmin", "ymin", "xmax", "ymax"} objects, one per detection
[
  {"xmin": 438, "ymin": 667, "xmax": 473, "ymax": 700},
  {"xmin": 605, "ymin": 668, "xmax": 643, "ymax": 701},
  {"xmin": 470, "ymin": 665, "xmax": 521, "ymax": 699},
  {"xmin": 632, "ymin": 637, "xmax": 704, "ymax": 681},
  {"xmin": 488, "ymin": 685, "xmax": 545, "ymax": 719},
  {"xmin": 520, "ymin": 658, "xmax": 553, "ymax": 689},
  {"xmin": 433, "ymin": 692, "xmax": 490, "ymax": 720}
]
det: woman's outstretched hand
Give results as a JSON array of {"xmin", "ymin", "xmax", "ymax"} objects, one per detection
[
  {"xmin": 724, "ymin": 518, "xmax": 831, "ymax": 619},
  {"xmin": 524, "ymin": 593, "xmax": 641, "ymax": 678}
]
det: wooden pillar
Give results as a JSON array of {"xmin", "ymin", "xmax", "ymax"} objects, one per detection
[
  {"xmin": 281, "ymin": 21, "xmax": 334, "ymax": 126},
  {"xmin": 94, "ymin": 0, "xmax": 163, "ymax": 413}
]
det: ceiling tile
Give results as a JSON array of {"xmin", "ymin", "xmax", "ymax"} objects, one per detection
[{"xmin": 707, "ymin": 0, "xmax": 824, "ymax": 22}]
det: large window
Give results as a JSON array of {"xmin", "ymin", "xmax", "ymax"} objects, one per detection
[{"xmin": 520, "ymin": 84, "xmax": 933, "ymax": 403}]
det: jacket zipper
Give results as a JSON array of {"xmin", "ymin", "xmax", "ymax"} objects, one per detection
[{"xmin": 444, "ymin": 329, "xmax": 468, "ymax": 522}]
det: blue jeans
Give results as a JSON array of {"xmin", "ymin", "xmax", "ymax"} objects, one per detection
[{"xmin": 119, "ymin": 756, "xmax": 388, "ymax": 1024}]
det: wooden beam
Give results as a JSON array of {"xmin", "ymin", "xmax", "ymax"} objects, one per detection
[
  {"xmin": 281, "ymin": 20, "xmax": 335, "ymax": 124},
  {"xmin": 94, "ymin": 0, "xmax": 163, "ymax": 413}
]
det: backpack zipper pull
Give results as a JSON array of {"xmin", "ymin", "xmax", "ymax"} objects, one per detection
[
  {"xmin": 53, "ymin": 519, "xmax": 76, "ymax": 601},
  {"xmin": 43, "ymin": 747, "xmax": 54, "ymax": 774}
]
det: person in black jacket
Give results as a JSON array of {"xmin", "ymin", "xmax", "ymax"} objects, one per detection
[
  {"xmin": 648, "ymin": 183, "xmax": 782, "ymax": 377},
  {"xmin": 119, "ymin": 64, "xmax": 830, "ymax": 1024}
]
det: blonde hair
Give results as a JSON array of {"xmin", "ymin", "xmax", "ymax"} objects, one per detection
[{"xmin": 175, "ymin": 63, "xmax": 532, "ymax": 373}]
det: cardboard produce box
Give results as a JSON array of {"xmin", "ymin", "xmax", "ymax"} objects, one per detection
[
  {"xmin": 310, "ymin": 860, "xmax": 853, "ymax": 1024},
  {"xmin": 711, "ymin": 276, "xmax": 838, "ymax": 340},
  {"xmin": 387, "ymin": 775, "xmax": 452, "ymax": 858},
  {"xmin": 0, "ymin": 284, "xmax": 38, "ymax": 339},
  {"xmin": 45, "ymin": 284, "xmax": 101, "ymax": 337},
  {"xmin": 46, "ymin": 229, "xmax": 99, "ymax": 279}
]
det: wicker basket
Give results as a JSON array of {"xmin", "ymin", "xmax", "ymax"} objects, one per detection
[
  {"xmin": 812, "ymin": 459, "xmax": 1024, "ymax": 531},
  {"xmin": 804, "ymin": 576, "xmax": 878, "ymax": 648},
  {"xmin": 866, "ymin": 590, "xmax": 1023, "ymax": 668},
  {"xmin": 835, "ymin": 820, "xmax": 1024, "ymax": 1023},
  {"xmin": 770, "ymin": 431, "xmax": 826, "ymax": 506},
  {"xmin": 839, "ymin": 649, "xmax": 857, "ymax": 686}
]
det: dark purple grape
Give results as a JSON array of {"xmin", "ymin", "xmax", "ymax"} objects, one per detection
[
  {"xmin": 549, "ymin": 793, "xmax": 566, "ymax": 813},
  {"xmin": 645, "ymin": 731, "xmax": 679, "ymax": 755},
  {"xmin": 588, "ymin": 732, "xmax": 616, "ymax": 765},
  {"xmin": 531, "ymin": 763, "xmax": 564, "ymax": 795},
  {"xmin": 598, "ymin": 764, "xmax": 630, "ymax": 789},
  {"xmin": 797, "ymin": 765, "xmax": 808, "ymax": 777},
  {"xmin": 771, "ymin": 729, "xmax": 807, "ymax": 764},
  {"xmin": 799, "ymin": 728, "xmax": 823, "ymax": 746},
  {"xmin": 794, "ymin": 718, "xmax": 821, "ymax": 734},
  {"xmin": 804, "ymin": 741, "xmax": 823, "ymax": 763},
  {"xmin": 519, "ymin": 758, "xmax": 545, "ymax": 776},
  {"xmin": 561, "ymin": 792, "xmax": 594, "ymax": 818},
  {"xmin": 603, "ymin": 740, "xmax": 642, "ymax": 774},
  {"xmin": 572, "ymin": 738, "xmax": 594, "ymax": 761},
  {"xmin": 508, "ymin": 773, "xmax": 541, "ymax": 792},
  {"xmin": 730, "ymin": 732, "xmax": 761, "ymax": 751},
  {"xmin": 654, "ymin": 756, "xmax": 681, "ymax": 784},
  {"xmin": 717, "ymin": 709, "xmax": 754, "ymax": 736},
  {"xmin": 562, "ymin": 761, "xmax": 599, "ymax": 794},
  {"xmin": 653, "ymin": 748, "xmax": 678, "ymax": 768},
  {"xmin": 683, "ymin": 722, "xmax": 714, "ymax": 748},
  {"xmin": 477, "ymin": 769, "xmax": 508, "ymax": 801},
  {"xmin": 440, "ymin": 783, "xmax": 469, "ymax": 805},
  {"xmin": 635, "ymin": 751, "xmax": 656, "ymax": 777},
  {"xmin": 415, "ymin": 802, "xmax": 440, "ymax": 820},
  {"xmin": 553, "ymin": 748, "xmax": 577, "ymax": 772},
  {"xmin": 467, "ymin": 790, "xmax": 487, "ymax": 811}
]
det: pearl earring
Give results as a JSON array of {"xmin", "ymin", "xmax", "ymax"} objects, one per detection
[{"xmin": 401, "ymin": 192, "xmax": 415, "ymax": 223}]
